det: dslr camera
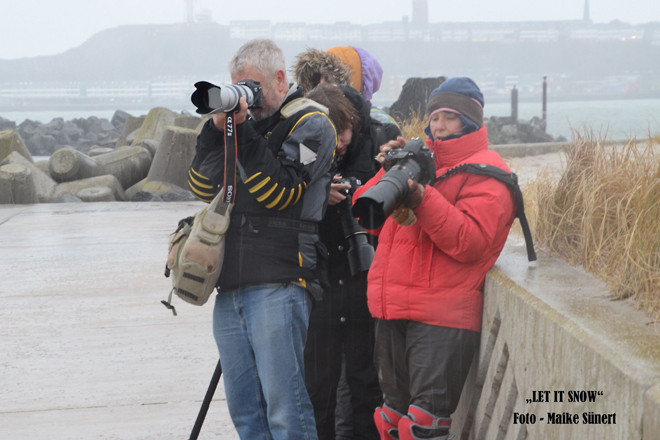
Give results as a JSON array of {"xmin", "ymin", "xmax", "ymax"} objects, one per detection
[
  {"xmin": 333, "ymin": 176, "xmax": 375, "ymax": 276},
  {"xmin": 190, "ymin": 80, "xmax": 263, "ymax": 115},
  {"xmin": 352, "ymin": 138, "xmax": 435, "ymax": 229}
]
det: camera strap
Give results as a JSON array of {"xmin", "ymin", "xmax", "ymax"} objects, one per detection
[
  {"xmin": 222, "ymin": 112, "xmax": 238, "ymax": 208},
  {"xmin": 435, "ymin": 163, "xmax": 537, "ymax": 262}
]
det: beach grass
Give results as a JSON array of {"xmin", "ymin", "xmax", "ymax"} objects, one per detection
[{"xmin": 524, "ymin": 132, "xmax": 660, "ymax": 320}]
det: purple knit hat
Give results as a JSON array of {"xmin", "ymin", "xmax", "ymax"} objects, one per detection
[{"xmin": 353, "ymin": 47, "xmax": 383, "ymax": 102}]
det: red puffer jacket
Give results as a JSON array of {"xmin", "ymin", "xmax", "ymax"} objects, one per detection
[{"xmin": 355, "ymin": 126, "xmax": 515, "ymax": 331}]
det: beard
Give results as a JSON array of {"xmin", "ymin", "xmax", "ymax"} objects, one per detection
[
  {"xmin": 248, "ymin": 86, "xmax": 282, "ymax": 121},
  {"xmin": 248, "ymin": 106, "xmax": 277, "ymax": 121}
]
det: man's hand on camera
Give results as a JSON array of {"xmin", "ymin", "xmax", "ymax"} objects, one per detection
[
  {"xmin": 211, "ymin": 97, "xmax": 249, "ymax": 129},
  {"xmin": 375, "ymin": 136, "xmax": 406, "ymax": 165},
  {"xmin": 328, "ymin": 182, "xmax": 351, "ymax": 206}
]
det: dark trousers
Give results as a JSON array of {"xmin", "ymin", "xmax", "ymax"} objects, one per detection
[
  {"xmin": 374, "ymin": 319, "xmax": 480, "ymax": 418},
  {"xmin": 304, "ymin": 275, "xmax": 381, "ymax": 440}
]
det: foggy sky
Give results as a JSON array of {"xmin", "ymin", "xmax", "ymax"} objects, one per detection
[{"xmin": 1, "ymin": 0, "xmax": 659, "ymax": 60}]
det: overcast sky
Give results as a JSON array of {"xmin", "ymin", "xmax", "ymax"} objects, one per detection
[{"xmin": 1, "ymin": 0, "xmax": 658, "ymax": 60}]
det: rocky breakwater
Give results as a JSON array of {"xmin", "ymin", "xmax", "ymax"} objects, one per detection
[{"xmin": 0, "ymin": 108, "xmax": 205, "ymax": 204}]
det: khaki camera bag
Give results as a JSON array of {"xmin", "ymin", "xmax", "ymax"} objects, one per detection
[
  {"xmin": 164, "ymin": 192, "xmax": 233, "ymax": 309},
  {"xmin": 162, "ymin": 110, "xmax": 239, "ymax": 315}
]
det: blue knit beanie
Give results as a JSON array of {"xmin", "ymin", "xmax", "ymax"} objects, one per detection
[{"xmin": 425, "ymin": 77, "xmax": 484, "ymax": 138}]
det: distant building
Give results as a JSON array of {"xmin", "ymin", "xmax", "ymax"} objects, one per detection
[{"xmin": 412, "ymin": 0, "xmax": 428, "ymax": 25}]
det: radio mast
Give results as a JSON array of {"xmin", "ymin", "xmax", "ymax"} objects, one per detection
[{"xmin": 185, "ymin": 0, "xmax": 194, "ymax": 23}]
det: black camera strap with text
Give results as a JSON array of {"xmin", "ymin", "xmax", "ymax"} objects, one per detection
[
  {"xmin": 434, "ymin": 163, "xmax": 537, "ymax": 262},
  {"xmin": 221, "ymin": 111, "xmax": 238, "ymax": 207}
]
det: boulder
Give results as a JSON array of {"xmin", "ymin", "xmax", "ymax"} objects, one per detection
[
  {"xmin": 15, "ymin": 114, "xmax": 124, "ymax": 157},
  {"xmin": 388, "ymin": 77, "xmax": 445, "ymax": 123}
]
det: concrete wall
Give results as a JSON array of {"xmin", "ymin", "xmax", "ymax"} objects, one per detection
[{"xmin": 452, "ymin": 239, "xmax": 660, "ymax": 439}]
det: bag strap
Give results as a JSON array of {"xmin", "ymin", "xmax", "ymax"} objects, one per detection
[{"xmin": 434, "ymin": 163, "xmax": 537, "ymax": 262}]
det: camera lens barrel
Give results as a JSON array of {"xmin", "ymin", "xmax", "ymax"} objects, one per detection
[
  {"xmin": 206, "ymin": 84, "xmax": 253, "ymax": 113},
  {"xmin": 352, "ymin": 163, "xmax": 420, "ymax": 230},
  {"xmin": 352, "ymin": 138, "xmax": 434, "ymax": 230},
  {"xmin": 191, "ymin": 80, "xmax": 263, "ymax": 115}
]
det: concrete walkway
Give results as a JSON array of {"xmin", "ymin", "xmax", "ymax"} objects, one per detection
[{"xmin": 0, "ymin": 202, "xmax": 238, "ymax": 439}]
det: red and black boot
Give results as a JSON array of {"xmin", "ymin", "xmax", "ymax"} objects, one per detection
[
  {"xmin": 398, "ymin": 405, "xmax": 454, "ymax": 440},
  {"xmin": 374, "ymin": 404, "xmax": 406, "ymax": 439}
]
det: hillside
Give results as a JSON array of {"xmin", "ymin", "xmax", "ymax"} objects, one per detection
[{"xmin": 1, "ymin": 23, "xmax": 659, "ymax": 99}]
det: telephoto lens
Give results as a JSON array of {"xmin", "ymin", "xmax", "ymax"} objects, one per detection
[
  {"xmin": 352, "ymin": 138, "xmax": 435, "ymax": 229},
  {"xmin": 191, "ymin": 80, "xmax": 263, "ymax": 114}
]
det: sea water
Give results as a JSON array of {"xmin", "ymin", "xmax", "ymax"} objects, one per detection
[
  {"xmin": 2, "ymin": 98, "xmax": 660, "ymax": 141},
  {"xmin": 485, "ymin": 98, "xmax": 660, "ymax": 141}
]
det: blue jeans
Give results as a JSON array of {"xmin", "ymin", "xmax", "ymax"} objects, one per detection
[{"xmin": 213, "ymin": 282, "xmax": 318, "ymax": 440}]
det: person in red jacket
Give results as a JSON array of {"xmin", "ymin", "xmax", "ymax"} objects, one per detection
[{"xmin": 354, "ymin": 77, "xmax": 516, "ymax": 439}]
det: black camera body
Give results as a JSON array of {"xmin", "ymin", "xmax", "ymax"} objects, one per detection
[
  {"xmin": 352, "ymin": 138, "xmax": 435, "ymax": 229},
  {"xmin": 333, "ymin": 176, "xmax": 375, "ymax": 276},
  {"xmin": 191, "ymin": 79, "xmax": 264, "ymax": 115},
  {"xmin": 334, "ymin": 176, "xmax": 361, "ymax": 197}
]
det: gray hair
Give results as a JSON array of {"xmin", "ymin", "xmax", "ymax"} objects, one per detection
[{"xmin": 228, "ymin": 38, "xmax": 287, "ymax": 80}]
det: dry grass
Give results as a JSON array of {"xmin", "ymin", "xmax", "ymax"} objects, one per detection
[
  {"xmin": 398, "ymin": 112, "xmax": 427, "ymax": 140},
  {"xmin": 525, "ymin": 132, "xmax": 660, "ymax": 320}
]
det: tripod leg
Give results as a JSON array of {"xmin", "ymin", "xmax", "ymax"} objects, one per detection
[{"xmin": 189, "ymin": 358, "xmax": 223, "ymax": 440}]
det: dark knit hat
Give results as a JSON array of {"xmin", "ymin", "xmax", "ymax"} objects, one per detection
[{"xmin": 426, "ymin": 77, "xmax": 484, "ymax": 131}]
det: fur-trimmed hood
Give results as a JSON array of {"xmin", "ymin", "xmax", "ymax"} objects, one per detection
[{"xmin": 291, "ymin": 49, "xmax": 352, "ymax": 95}]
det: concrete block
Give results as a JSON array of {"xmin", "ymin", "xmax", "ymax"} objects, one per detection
[
  {"xmin": 0, "ymin": 129, "xmax": 33, "ymax": 163},
  {"xmin": 173, "ymin": 114, "xmax": 203, "ymax": 131},
  {"xmin": 52, "ymin": 175, "xmax": 126, "ymax": 202},
  {"xmin": 48, "ymin": 146, "xmax": 153, "ymax": 190},
  {"xmin": 76, "ymin": 186, "xmax": 116, "ymax": 202},
  {"xmin": 115, "ymin": 115, "xmax": 145, "ymax": 148},
  {"xmin": 0, "ymin": 163, "xmax": 39, "ymax": 204},
  {"xmin": 146, "ymin": 126, "xmax": 197, "ymax": 189},
  {"xmin": 88, "ymin": 146, "xmax": 115, "ymax": 157},
  {"xmin": 130, "ymin": 107, "xmax": 176, "ymax": 153},
  {"xmin": 1, "ymin": 151, "xmax": 57, "ymax": 202},
  {"xmin": 93, "ymin": 146, "xmax": 152, "ymax": 189},
  {"xmin": 34, "ymin": 159, "xmax": 49, "ymax": 174},
  {"xmin": 125, "ymin": 178, "xmax": 191, "ymax": 201},
  {"xmin": 49, "ymin": 147, "xmax": 99, "ymax": 183}
]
